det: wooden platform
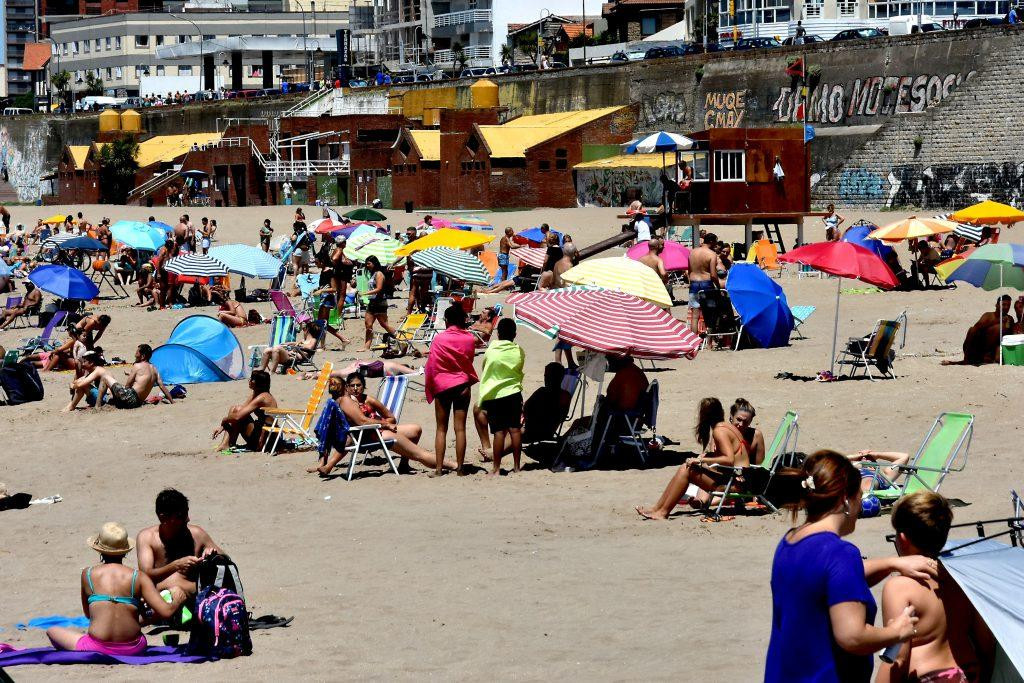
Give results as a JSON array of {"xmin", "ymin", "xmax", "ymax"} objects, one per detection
[{"xmin": 666, "ymin": 212, "xmax": 828, "ymax": 249}]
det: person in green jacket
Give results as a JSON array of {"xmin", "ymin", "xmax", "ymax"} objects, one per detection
[{"xmin": 476, "ymin": 318, "xmax": 526, "ymax": 476}]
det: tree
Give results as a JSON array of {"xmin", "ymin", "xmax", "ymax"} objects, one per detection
[
  {"xmin": 84, "ymin": 71, "xmax": 103, "ymax": 96},
  {"xmin": 98, "ymin": 135, "xmax": 140, "ymax": 204},
  {"xmin": 499, "ymin": 43, "xmax": 514, "ymax": 66},
  {"xmin": 51, "ymin": 70, "xmax": 71, "ymax": 110}
]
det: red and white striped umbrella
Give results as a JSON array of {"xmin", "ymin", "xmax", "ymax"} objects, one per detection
[
  {"xmin": 509, "ymin": 288, "xmax": 701, "ymax": 360},
  {"xmin": 515, "ymin": 246, "xmax": 548, "ymax": 270}
]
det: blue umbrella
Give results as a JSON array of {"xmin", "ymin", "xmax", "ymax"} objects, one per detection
[
  {"xmin": 148, "ymin": 220, "xmax": 174, "ymax": 234},
  {"xmin": 208, "ymin": 244, "xmax": 283, "ymax": 280},
  {"xmin": 726, "ymin": 263, "xmax": 794, "ymax": 348},
  {"xmin": 112, "ymin": 220, "xmax": 166, "ymax": 251},
  {"xmin": 0, "ymin": 260, "xmax": 10, "ymax": 277},
  {"xmin": 515, "ymin": 227, "xmax": 563, "ymax": 246},
  {"xmin": 29, "ymin": 264, "xmax": 100, "ymax": 300},
  {"xmin": 842, "ymin": 224, "xmax": 893, "ymax": 259},
  {"xmin": 57, "ymin": 236, "xmax": 107, "ymax": 252}
]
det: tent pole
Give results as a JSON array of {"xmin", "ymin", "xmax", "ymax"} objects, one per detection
[{"xmin": 830, "ymin": 277, "xmax": 841, "ymax": 376}]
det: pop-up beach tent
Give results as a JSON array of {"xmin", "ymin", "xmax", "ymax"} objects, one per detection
[{"xmin": 151, "ymin": 315, "xmax": 245, "ymax": 384}]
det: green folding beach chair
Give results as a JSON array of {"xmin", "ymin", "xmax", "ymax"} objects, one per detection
[
  {"xmin": 863, "ymin": 412, "xmax": 974, "ymax": 507},
  {"xmin": 835, "ymin": 317, "xmax": 902, "ymax": 380},
  {"xmin": 706, "ymin": 411, "xmax": 799, "ymax": 519}
]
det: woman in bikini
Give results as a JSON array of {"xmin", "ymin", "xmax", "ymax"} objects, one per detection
[
  {"xmin": 46, "ymin": 522, "xmax": 183, "ymax": 656},
  {"xmin": 307, "ymin": 374, "xmax": 454, "ymax": 476},
  {"xmin": 635, "ymin": 397, "xmax": 751, "ymax": 520},
  {"xmin": 216, "ymin": 294, "xmax": 248, "ymax": 328},
  {"xmin": 212, "ymin": 370, "xmax": 278, "ymax": 451},
  {"xmin": 330, "ymin": 234, "xmax": 354, "ymax": 324},
  {"xmin": 257, "ymin": 320, "xmax": 321, "ymax": 373}
]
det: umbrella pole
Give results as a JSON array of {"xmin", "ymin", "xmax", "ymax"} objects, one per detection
[
  {"xmin": 830, "ymin": 277, "xmax": 842, "ymax": 376},
  {"xmin": 999, "ymin": 264, "xmax": 1004, "ymax": 366}
]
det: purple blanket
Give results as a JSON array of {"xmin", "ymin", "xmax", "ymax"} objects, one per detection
[{"xmin": 0, "ymin": 645, "xmax": 212, "ymax": 667}]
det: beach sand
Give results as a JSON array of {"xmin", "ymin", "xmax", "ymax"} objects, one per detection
[{"xmin": 1, "ymin": 204, "xmax": 1020, "ymax": 680}]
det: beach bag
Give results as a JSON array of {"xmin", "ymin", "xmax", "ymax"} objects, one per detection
[
  {"xmin": 188, "ymin": 587, "xmax": 252, "ymax": 659},
  {"xmin": 0, "ymin": 362, "xmax": 44, "ymax": 405},
  {"xmin": 196, "ymin": 553, "xmax": 245, "ymax": 600}
]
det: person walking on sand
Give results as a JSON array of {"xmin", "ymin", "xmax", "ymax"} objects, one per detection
[
  {"xmin": 474, "ymin": 319, "xmax": 526, "ymax": 476},
  {"xmin": 687, "ymin": 232, "xmax": 721, "ymax": 332},
  {"xmin": 259, "ymin": 218, "xmax": 273, "ymax": 252},
  {"xmin": 424, "ymin": 305, "xmax": 478, "ymax": 476}
]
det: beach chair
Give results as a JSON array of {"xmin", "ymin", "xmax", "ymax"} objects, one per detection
[
  {"xmin": 261, "ymin": 362, "xmax": 334, "ymax": 455},
  {"xmin": 698, "ymin": 289, "xmax": 743, "ymax": 351},
  {"xmin": 2, "ymin": 296, "xmax": 24, "ymax": 329},
  {"xmin": 375, "ymin": 312, "xmax": 427, "ymax": 357},
  {"xmin": 835, "ymin": 317, "xmax": 902, "ymax": 380},
  {"xmin": 754, "ymin": 239, "xmax": 783, "ymax": 277},
  {"xmin": 247, "ymin": 314, "xmax": 297, "ymax": 369},
  {"xmin": 862, "ymin": 412, "xmax": 974, "ymax": 507},
  {"xmin": 417, "ymin": 296, "xmax": 453, "ymax": 345},
  {"xmin": 269, "ymin": 290, "xmax": 312, "ymax": 324},
  {"xmin": 590, "ymin": 380, "xmax": 660, "ymax": 468},
  {"xmin": 287, "ymin": 320, "xmax": 326, "ymax": 373},
  {"xmin": 340, "ymin": 374, "xmax": 411, "ymax": 481},
  {"xmin": 705, "ymin": 411, "xmax": 800, "ymax": 519},
  {"xmin": 19, "ymin": 311, "xmax": 67, "ymax": 353},
  {"xmin": 789, "ymin": 305, "xmax": 816, "ymax": 339}
]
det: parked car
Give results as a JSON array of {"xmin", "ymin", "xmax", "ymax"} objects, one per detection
[
  {"xmin": 830, "ymin": 27, "xmax": 886, "ymax": 40},
  {"xmin": 257, "ymin": 88, "xmax": 282, "ymax": 98},
  {"xmin": 459, "ymin": 67, "xmax": 498, "ymax": 78},
  {"xmin": 734, "ymin": 37, "xmax": 783, "ymax": 50},
  {"xmin": 609, "ymin": 50, "xmax": 630, "ymax": 62},
  {"xmin": 644, "ymin": 45, "xmax": 687, "ymax": 59},
  {"xmin": 782, "ymin": 34, "xmax": 825, "ymax": 45},
  {"xmin": 963, "ymin": 16, "xmax": 1005, "ymax": 27}
]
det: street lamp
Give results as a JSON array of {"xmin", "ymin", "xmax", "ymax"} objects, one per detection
[
  {"xmin": 299, "ymin": 6, "xmax": 310, "ymax": 84},
  {"xmin": 37, "ymin": 36, "xmax": 60, "ymax": 112},
  {"xmin": 537, "ymin": 8, "xmax": 551, "ymax": 66},
  {"xmin": 170, "ymin": 13, "xmax": 204, "ymax": 93}
]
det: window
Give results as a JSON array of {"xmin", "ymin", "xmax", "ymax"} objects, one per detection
[
  {"xmin": 72, "ymin": 41, "xmax": 79, "ymax": 53},
  {"xmin": 156, "ymin": 35, "xmax": 164, "ymax": 45},
  {"xmin": 135, "ymin": 35, "xmax": 149, "ymax": 47},
  {"xmin": 555, "ymin": 148, "xmax": 568, "ymax": 171},
  {"xmin": 114, "ymin": 66, "xmax": 122, "ymax": 78},
  {"xmin": 94, "ymin": 39, "xmax": 101, "ymax": 50},
  {"xmin": 838, "ymin": 0, "xmax": 857, "ymax": 15},
  {"xmin": 62, "ymin": 43, "xmax": 68, "ymax": 56},
  {"xmin": 105, "ymin": 37, "xmax": 111, "ymax": 50},
  {"xmin": 115, "ymin": 36, "xmax": 122, "ymax": 49},
  {"xmin": 178, "ymin": 35, "xmax": 189, "ymax": 43},
  {"xmin": 156, "ymin": 65, "xmax": 165, "ymax": 76},
  {"xmin": 804, "ymin": 0, "xmax": 823, "ymax": 17},
  {"xmin": 203, "ymin": 34, "xmax": 215, "ymax": 40},
  {"xmin": 714, "ymin": 150, "xmax": 745, "ymax": 182},
  {"xmin": 640, "ymin": 16, "xmax": 657, "ymax": 35},
  {"xmin": 538, "ymin": 159, "xmax": 551, "ymax": 172},
  {"xmin": 105, "ymin": 68, "xmax": 112, "ymax": 79},
  {"xmin": 179, "ymin": 65, "xmax": 192, "ymax": 76},
  {"xmin": 83, "ymin": 41, "xmax": 89, "ymax": 53}
]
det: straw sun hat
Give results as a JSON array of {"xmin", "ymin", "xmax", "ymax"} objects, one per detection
[{"xmin": 87, "ymin": 522, "xmax": 134, "ymax": 556}]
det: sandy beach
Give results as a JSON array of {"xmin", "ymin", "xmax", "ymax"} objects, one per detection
[{"xmin": 1, "ymin": 203, "xmax": 1020, "ymax": 680}]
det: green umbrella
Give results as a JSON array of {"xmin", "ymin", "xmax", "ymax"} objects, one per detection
[
  {"xmin": 412, "ymin": 246, "xmax": 490, "ymax": 285},
  {"xmin": 344, "ymin": 208, "xmax": 388, "ymax": 222},
  {"xmin": 349, "ymin": 236, "xmax": 404, "ymax": 266}
]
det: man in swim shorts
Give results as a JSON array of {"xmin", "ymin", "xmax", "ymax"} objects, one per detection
[
  {"xmin": 63, "ymin": 345, "xmax": 174, "ymax": 412},
  {"xmin": 686, "ymin": 232, "xmax": 721, "ymax": 333}
]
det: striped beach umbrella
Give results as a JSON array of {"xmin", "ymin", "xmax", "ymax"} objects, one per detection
[
  {"xmin": 350, "ymin": 237, "xmax": 404, "ymax": 266},
  {"xmin": 412, "ymin": 246, "xmax": 490, "ymax": 285},
  {"xmin": 560, "ymin": 257, "xmax": 673, "ymax": 308},
  {"xmin": 451, "ymin": 216, "xmax": 493, "ymax": 231},
  {"xmin": 165, "ymin": 253, "xmax": 229, "ymax": 277},
  {"xmin": 510, "ymin": 288, "xmax": 701, "ymax": 360},
  {"xmin": 310, "ymin": 218, "xmax": 347, "ymax": 235},
  {"xmin": 347, "ymin": 231, "xmax": 384, "ymax": 251},
  {"xmin": 208, "ymin": 244, "xmax": 282, "ymax": 279},
  {"xmin": 627, "ymin": 131, "xmax": 695, "ymax": 154},
  {"xmin": 515, "ymin": 247, "xmax": 548, "ymax": 270},
  {"xmin": 41, "ymin": 232, "xmax": 79, "ymax": 248},
  {"xmin": 508, "ymin": 285, "xmax": 602, "ymax": 338}
]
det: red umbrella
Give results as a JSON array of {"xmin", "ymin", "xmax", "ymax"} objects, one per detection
[
  {"xmin": 311, "ymin": 218, "xmax": 347, "ymax": 234},
  {"xmin": 779, "ymin": 241, "xmax": 899, "ymax": 375},
  {"xmin": 509, "ymin": 288, "xmax": 701, "ymax": 360}
]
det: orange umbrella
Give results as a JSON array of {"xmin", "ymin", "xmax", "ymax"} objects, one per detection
[
  {"xmin": 477, "ymin": 251, "xmax": 499, "ymax": 277},
  {"xmin": 867, "ymin": 216, "xmax": 957, "ymax": 242}
]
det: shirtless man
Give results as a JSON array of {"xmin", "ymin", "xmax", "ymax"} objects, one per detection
[
  {"xmin": 64, "ymin": 344, "xmax": 174, "ymax": 411},
  {"xmin": 942, "ymin": 295, "xmax": 1013, "ymax": 365},
  {"xmin": 538, "ymin": 243, "xmax": 577, "ymax": 290},
  {"xmin": 687, "ymin": 232, "xmax": 721, "ymax": 332},
  {"xmin": 0, "ymin": 281, "xmax": 41, "ymax": 329},
  {"xmin": 638, "ymin": 238, "xmax": 668, "ymax": 283},
  {"xmin": 174, "ymin": 215, "xmax": 189, "ymax": 253},
  {"xmin": 136, "ymin": 488, "xmax": 223, "ymax": 612},
  {"xmin": 498, "ymin": 227, "xmax": 522, "ymax": 281},
  {"xmin": 878, "ymin": 492, "xmax": 994, "ymax": 683}
]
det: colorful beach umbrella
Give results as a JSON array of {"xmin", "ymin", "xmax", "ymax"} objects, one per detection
[
  {"xmin": 208, "ymin": 244, "xmax": 282, "ymax": 280},
  {"xmin": 411, "ymin": 246, "xmax": 490, "ymax": 285},
  {"xmin": 944, "ymin": 244, "xmax": 1024, "ymax": 364},
  {"xmin": 112, "ymin": 220, "xmax": 166, "ymax": 251},
  {"xmin": 350, "ymin": 237, "xmax": 404, "ymax": 266},
  {"xmin": 950, "ymin": 199, "xmax": 1024, "ymax": 225},
  {"xmin": 343, "ymin": 224, "xmax": 384, "ymax": 243},
  {"xmin": 560, "ymin": 257, "xmax": 673, "ymax": 308},
  {"xmin": 310, "ymin": 218, "xmax": 348, "ymax": 235},
  {"xmin": 509, "ymin": 288, "xmax": 701, "ymax": 359},
  {"xmin": 394, "ymin": 228, "xmax": 493, "ymax": 257},
  {"xmin": 29, "ymin": 264, "xmax": 99, "ymax": 300},
  {"xmin": 868, "ymin": 216, "xmax": 957, "ymax": 242},
  {"xmin": 515, "ymin": 247, "xmax": 548, "ymax": 270},
  {"xmin": 347, "ymin": 231, "xmax": 384, "ymax": 251},
  {"xmin": 450, "ymin": 216, "xmax": 493, "ymax": 231},
  {"xmin": 420, "ymin": 217, "xmax": 453, "ymax": 230},
  {"xmin": 627, "ymin": 240, "xmax": 690, "ymax": 271},
  {"xmin": 841, "ymin": 224, "xmax": 893, "ymax": 259},
  {"xmin": 726, "ymin": 263, "xmax": 794, "ymax": 348},
  {"xmin": 626, "ymin": 132, "xmax": 695, "ymax": 154},
  {"xmin": 344, "ymin": 208, "xmax": 387, "ymax": 222},
  {"xmin": 41, "ymin": 232, "xmax": 78, "ymax": 248},
  {"xmin": 165, "ymin": 253, "xmax": 229, "ymax": 278},
  {"xmin": 514, "ymin": 227, "xmax": 563, "ymax": 247},
  {"xmin": 779, "ymin": 241, "xmax": 898, "ymax": 374}
]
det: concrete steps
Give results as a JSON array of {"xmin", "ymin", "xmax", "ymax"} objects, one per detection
[{"xmin": 0, "ymin": 179, "xmax": 21, "ymax": 203}]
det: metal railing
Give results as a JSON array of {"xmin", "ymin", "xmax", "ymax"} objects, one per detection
[
  {"xmin": 282, "ymin": 87, "xmax": 333, "ymax": 117},
  {"xmin": 433, "ymin": 9, "xmax": 491, "ymax": 28},
  {"xmin": 126, "ymin": 168, "xmax": 179, "ymax": 203},
  {"xmin": 434, "ymin": 44, "xmax": 492, "ymax": 65},
  {"xmin": 264, "ymin": 158, "xmax": 350, "ymax": 181}
]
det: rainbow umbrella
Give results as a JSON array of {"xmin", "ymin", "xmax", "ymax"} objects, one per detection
[
  {"xmin": 451, "ymin": 216, "xmax": 493, "ymax": 231},
  {"xmin": 868, "ymin": 216, "xmax": 958, "ymax": 242}
]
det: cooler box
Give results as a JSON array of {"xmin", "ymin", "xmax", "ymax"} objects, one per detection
[{"xmin": 1002, "ymin": 334, "xmax": 1024, "ymax": 366}]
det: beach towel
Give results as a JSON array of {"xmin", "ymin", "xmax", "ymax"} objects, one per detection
[
  {"xmin": 16, "ymin": 615, "xmax": 89, "ymax": 631},
  {"xmin": 423, "ymin": 328, "xmax": 478, "ymax": 403},
  {"xmin": 477, "ymin": 340, "xmax": 525, "ymax": 405},
  {"xmin": 314, "ymin": 399, "xmax": 350, "ymax": 460},
  {"xmin": 0, "ymin": 645, "xmax": 212, "ymax": 667}
]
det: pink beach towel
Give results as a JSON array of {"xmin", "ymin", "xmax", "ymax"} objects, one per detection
[{"xmin": 423, "ymin": 327, "xmax": 478, "ymax": 403}]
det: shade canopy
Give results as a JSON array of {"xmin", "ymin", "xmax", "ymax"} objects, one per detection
[
  {"xmin": 726, "ymin": 263, "xmax": 794, "ymax": 348},
  {"xmin": 450, "ymin": 216, "xmax": 493, "ymax": 231},
  {"xmin": 509, "ymin": 288, "xmax": 700, "ymax": 359},
  {"xmin": 779, "ymin": 241, "xmax": 899, "ymax": 288},
  {"xmin": 943, "ymin": 243, "xmax": 1024, "ymax": 291},
  {"xmin": 394, "ymin": 228, "xmax": 493, "ymax": 257},
  {"xmin": 28, "ymin": 264, "xmax": 99, "ymax": 300},
  {"xmin": 165, "ymin": 253, "xmax": 229, "ymax": 278},
  {"xmin": 151, "ymin": 315, "xmax": 245, "ymax": 384},
  {"xmin": 410, "ymin": 246, "xmax": 490, "ymax": 285},
  {"xmin": 111, "ymin": 220, "xmax": 166, "ymax": 251},
  {"xmin": 560, "ymin": 257, "xmax": 673, "ymax": 308},
  {"xmin": 57, "ymin": 236, "xmax": 107, "ymax": 252},
  {"xmin": 868, "ymin": 216, "xmax": 958, "ymax": 242},
  {"xmin": 627, "ymin": 131, "xmax": 695, "ymax": 154},
  {"xmin": 208, "ymin": 244, "xmax": 283, "ymax": 279},
  {"xmin": 343, "ymin": 208, "xmax": 387, "ymax": 222},
  {"xmin": 41, "ymin": 214, "xmax": 71, "ymax": 225},
  {"xmin": 627, "ymin": 240, "xmax": 690, "ymax": 271},
  {"xmin": 950, "ymin": 199, "xmax": 1024, "ymax": 225}
]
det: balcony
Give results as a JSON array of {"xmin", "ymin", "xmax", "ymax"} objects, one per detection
[
  {"xmin": 433, "ymin": 9, "xmax": 491, "ymax": 28},
  {"xmin": 433, "ymin": 43, "xmax": 492, "ymax": 66}
]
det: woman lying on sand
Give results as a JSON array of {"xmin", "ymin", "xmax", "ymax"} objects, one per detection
[{"xmin": 635, "ymin": 397, "xmax": 753, "ymax": 520}]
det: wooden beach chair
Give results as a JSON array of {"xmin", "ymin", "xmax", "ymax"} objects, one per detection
[
  {"xmin": 261, "ymin": 362, "xmax": 334, "ymax": 455},
  {"xmin": 835, "ymin": 317, "xmax": 902, "ymax": 380}
]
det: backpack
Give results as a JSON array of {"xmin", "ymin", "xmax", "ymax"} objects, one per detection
[
  {"xmin": 0, "ymin": 362, "xmax": 44, "ymax": 405},
  {"xmin": 188, "ymin": 587, "xmax": 252, "ymax": 659}
]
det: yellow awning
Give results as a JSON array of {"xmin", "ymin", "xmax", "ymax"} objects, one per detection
[
  {"xmin": 68, "ymin": 145, "xmax": 90, "ymax": 170},
  {"xmin": 574, "ymin": 153, "xmax": 666, "ymax": 170},
  {"xmin": 394, "ymin": 228, "xmax": 493, "ymax": 257},
  {"xmin": 134, "ymin": 133, "xmax": 222, "ymax": 168},
  {"xmin": 478, "ymin": 106, "xmax": 626, "ymax": 158},
  {"xmin": 408, "ymin": 130, "xmax": 440, "ymax": 161}
]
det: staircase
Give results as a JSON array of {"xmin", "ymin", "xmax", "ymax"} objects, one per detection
[
  {"xmin": 281, "ymin": 88, "xmax": 335, "ymax": 118},
  {"xmin": 0, "ymin": 178, "xmax": 20, "ymax": 203},
  {"xmin": 126, "ymin": 169, "xmax": 180, "ymax": 206}
]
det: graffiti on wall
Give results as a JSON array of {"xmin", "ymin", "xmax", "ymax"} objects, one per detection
[
  {"xmin": 704, "ymin": 90, "xmax": 746, "ymax": 128},
  {"xmin": 639, "ymin": 91, "xmax": 692, "ymax": 127},
  {"xmin": 576, "ymin": 168, "xmax": 662, "ymax": 208},
  {"xmin": 833, "ymin": 162, "xmax": 1024, "ymax": 208},
  {"xmin": 772, "ymin": 71, "xmax": 976, "ymax": 124},
  {"xmin": 0, "ymin": 125, "xmax": 47, "ymax": 201}
]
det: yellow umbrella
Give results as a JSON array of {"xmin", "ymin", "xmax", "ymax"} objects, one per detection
[
  {"xmin": 560, "ymin": 257, "xmax": 673, "ymax": 308},
  {"xmin": 394, "ymin": 228, "xmax": 493, "ymax": 257},
  {"xmin": 867, "ymin": 216, "xmax": 958, "ymax": 242},
  {"xmin": 42, "ymin": 214, "xmax": 73, "ymax": 225},
  {"xmin": 949, "ymin": 199, "xmax": 1024, "ymax": 225}
]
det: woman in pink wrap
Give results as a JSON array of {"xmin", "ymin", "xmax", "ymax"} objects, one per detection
[{"xmin": 424, "ymin": 304, "xmax": 479, "ymax": 475}]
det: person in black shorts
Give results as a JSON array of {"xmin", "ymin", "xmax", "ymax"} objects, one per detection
[
  {"xmin": 475, "ymin": 319, "xmax": 526, "ymax": 476},
  {"xmin": 361, "ymin": 255, "xmax": 398, "ymax": 351},
  {"xmin": 330, "ymin": 235, "xmax": 354, "ymax": 321}
]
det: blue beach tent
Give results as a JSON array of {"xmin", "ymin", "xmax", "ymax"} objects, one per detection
[{"xmin": 151, "ymin": 315, "xmax": 246, "ymax": 384}]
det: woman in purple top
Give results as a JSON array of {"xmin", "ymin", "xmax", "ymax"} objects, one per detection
[{"xmin": 765, "ymin": 450, "xmax": 923, "ymax": 682}]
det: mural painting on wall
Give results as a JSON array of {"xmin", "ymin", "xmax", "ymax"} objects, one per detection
[
  {"xmin": 834, "ymin": 162, "xmax": 1024, "ymax": 208},
  {"xmin": 704, "ymin": 90, "xmax": 747, "ymax": 128},
  {"xmin": 0, "ymin": 125, "xmax": 47, "ymax": 202},
  {"xmin": 639, "ymin": 92, "xmax": 692, "ymax": 128},
  {"xmin": 772, "ymin": 71, "xmax": 976, "ymax": 124},
  {"xmin": 576, "ymin": 168, "xmax": 661, "ymax": 208}
]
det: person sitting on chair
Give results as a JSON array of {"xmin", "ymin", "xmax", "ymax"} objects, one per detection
[
  {"xmin": 469, "ymin": 306, "xmax": 499, "ymax": 346},
  {"xmin": 910, "ymin": 239, "xmax": 942, "ymax": 288},
  {"xmin": 606, "ymin": 355, "xmax": 649, "ymax": 414},
  {"xmin": 212, "ymin": 370, "xmax": 277, "ymax": 450},
  {"xmin": 522, "ymin": 361, "xmax": 572, "ymax": 452},
  {"xmin": 846, "ymin": 450, "xmax": 911, "ymax": 494},
  {"xmin": 0, "ymin": 281, "xmax": 41, "ymax": 330},
  {"xmin": 257, "ymin": 320, "xmax": 321, "ymax": 373}
]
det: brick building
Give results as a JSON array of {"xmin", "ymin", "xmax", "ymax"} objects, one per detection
[
  {"xmin": 178, "ymin": 124, "xmax": 272, "ymax": 208},
  {"xmin": 602, "ymin": 0, "xmax": 685, "ymax": 42},
  {"xmin": 55, "ymin": 145, "xmax": 99, "ymax": 205},
  {"xmin": 392, "ymin": 105, "xmax": 637, "ymax": 210}
]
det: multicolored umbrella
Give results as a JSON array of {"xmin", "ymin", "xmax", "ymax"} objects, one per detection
[
  {"xmin": 111, "ymin": 220, "xmax": 166, "ymax": 251},
  {"xmin": 347, "ymin": 231, "xmax": 384, "ymax": 251},
  {"xmin": 394, "ymin": 228, "xmax": 493, "ymax": 257},
  {"xmin": 726, "ymin": 263, "xmax": 793, "ymax": 348},
  {"xmin": 950, "ymin": 199, "xmax": 1024, "ymax": 225},
  {"xmin": 310, "ymin": 218, "xmax": 348, "ymax": 235},
  {"xmin": 343, "ymin": 224, "xmax": 384, "ymax": 243},
  {"xmin": 208, "ymin": 244, "xmax": 282, "ymax": 280},
  {"xmin": 560, "ymin": 257, "xmax": 673, "ymax": 308},
  {"xmin": 868, "ymin": 216, "xmax": 958, "ymax": 242},
  {"xmin": 627, "ymin": 240, "xmax": 690, "ymax": 271},
  {"xmin": 344, "ymin": 208, "xmax": 387, "ymax": 222},
  {"xmin": 450, "ymin": 216, "xmax": 493, "ymax": 231},
  {"xmin": 411, "ymin": 246, "xmax": 490, "ymax": 285},
  {"xmin": 29, "ymin": 264, "xmax": 99, "ymax": 300},
  {"xmin": 515, "ymin": 247, "xmax": 548, "ymax": 270},
  {"xmin": 841, "ymin": 224, "xmax": 893, "ymax": 259},
  {"xmin": 509, "ymin": 288, "xmax": 701, "ymax": 360},
  {"xmin": 779, "ymin": 241, "xmax": 898, "ymax": 374},
  {"xmin": 165, "ymin": 253, "xmax": 229, "ymax": 278},
  {"xmin": 350, "ymin": 237, "xmax": 404, "ymax": 266}
]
